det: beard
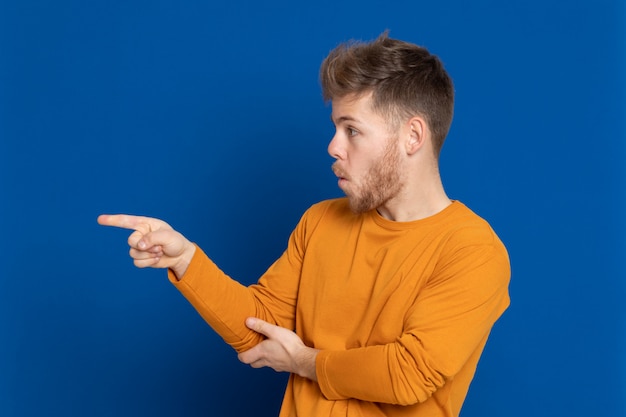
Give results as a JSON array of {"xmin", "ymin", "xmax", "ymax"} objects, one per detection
[{"xmin": 342, "ymin": 137, "xmax": 404, "ymax": 214}]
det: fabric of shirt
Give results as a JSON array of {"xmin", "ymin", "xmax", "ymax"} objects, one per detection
[{"xmin": 169, "ymin": 198, "xmax": 510, "ymax": 417}]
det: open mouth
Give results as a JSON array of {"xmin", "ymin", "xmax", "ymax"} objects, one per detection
[{"xmin": 332, "ymin": 164, "xmax": 347, "ymax": 180}]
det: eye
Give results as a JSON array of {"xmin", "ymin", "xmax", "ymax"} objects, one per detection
[{"xmin": 347, "ymin": 127, "xmax": 359, "ymax": 137}]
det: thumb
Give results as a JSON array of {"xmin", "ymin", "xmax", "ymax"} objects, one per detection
[
  {"xmin": 245, "ymin": 317, "xmax": 275, "ymax": 337},
  {"xmin": 127, "ymin": 227, "xmax": 156, "ymax": 251},
  {"xmin": 135, "ymin": 229, "xmax": 181, "ymax": 254}
]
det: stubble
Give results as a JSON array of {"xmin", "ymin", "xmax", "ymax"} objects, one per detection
[{"xmin": 348, "ymin": 137, "xmax": 403, "ymax": 214}]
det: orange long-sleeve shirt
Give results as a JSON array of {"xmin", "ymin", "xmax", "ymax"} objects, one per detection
[{"xmin": 169, "ymin": 198, "xmax": 510, "ymax": 416}]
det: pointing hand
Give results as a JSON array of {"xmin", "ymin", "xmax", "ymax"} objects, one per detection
[{"xmin": 98, "ymin": 214, "xmax": 196, "ymax": 279}]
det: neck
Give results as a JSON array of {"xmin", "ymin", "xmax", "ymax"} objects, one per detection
[{"xmin": 376, "ymin": 166, "xmax": 451, "ymax": 222}]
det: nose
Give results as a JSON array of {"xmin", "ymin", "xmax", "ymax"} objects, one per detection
[{"xmin": 327, "ymin": 132, "xmax": 345, "ymax": 160}]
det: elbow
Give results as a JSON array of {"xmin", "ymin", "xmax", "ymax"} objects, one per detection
[
  {"xmin": 389, "ymin": 350, "xmax": 448, "ymax": 406},
  {"xmin": 391, "ymin": 376, "xmax": 443, "ymax": 406}
]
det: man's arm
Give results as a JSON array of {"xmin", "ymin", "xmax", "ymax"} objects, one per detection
[
  {"xmin": 99, "ymin": 213, "xmax": 305, "ymax": 354},
  {"xmin": 313, "ymin": 242, "xmax": 510, "ymax": 406}
]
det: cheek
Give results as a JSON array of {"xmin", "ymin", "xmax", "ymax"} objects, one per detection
[
  {"xmin": 355, "ymin": 150, "xmax": 383, "ymax": 172},
  {"xmin": 349, "ymin": 157, "xmax": 369, "ymax": 178}
]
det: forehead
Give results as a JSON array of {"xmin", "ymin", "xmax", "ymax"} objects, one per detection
[
  {"xmin": 331, "ymin": 92, "xmax": 398, "ymax": 133},
  {"xmin": 331, "ymin": 93, "xmax": 376, "ymax": 121}
]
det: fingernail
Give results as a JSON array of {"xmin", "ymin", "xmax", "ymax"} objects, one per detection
[{"xmin": 138, "ymin": 240, "xmax": 146, "ymax": 250}]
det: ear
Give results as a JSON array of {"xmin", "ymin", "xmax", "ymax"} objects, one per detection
[{"xmin": 405, "ymin": 116, "xmax": 427, "ymax": 155}]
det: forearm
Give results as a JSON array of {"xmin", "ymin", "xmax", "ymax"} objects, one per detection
[
  {"xmin": 315, "ymin": 277, "xmax": 509, "ymax": 405},
  {"xmin": 315, "ymin": 343, "xmax": 443, "ymax": 406},
  {"xmin": 168, "ymin": 245, "xmax": 266, "ymax": 351},
  {"xmin": 168, "ymin": 233, "xmax": 303, "ymax": 354}
]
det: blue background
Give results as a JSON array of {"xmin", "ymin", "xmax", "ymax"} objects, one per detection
[{"xmin": 1, "ymin": 1, "xmax": 624, "ymax": 416}]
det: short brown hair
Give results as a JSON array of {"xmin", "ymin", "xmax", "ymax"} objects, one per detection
[{"xmin": 320, "ymin": 32, "xmax": 454, "ymax": 155}]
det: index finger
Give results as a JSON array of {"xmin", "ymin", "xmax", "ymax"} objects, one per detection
[{"xmin": 97, "ymin": 214, "xmax": 165, "ymax": 232}]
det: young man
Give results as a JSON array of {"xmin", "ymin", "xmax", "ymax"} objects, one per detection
[{"xmin": 99, "ymin": 33, "xmax": 510, "ymax": 417}]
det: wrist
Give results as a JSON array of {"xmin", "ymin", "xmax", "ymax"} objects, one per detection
[
  {"xmin": 171, "ymin": 242, "xmax": 196, "ymax": 280},
  {"xmin": 297, "ymin": 347, "xmax": 320, "ymax": 382}
]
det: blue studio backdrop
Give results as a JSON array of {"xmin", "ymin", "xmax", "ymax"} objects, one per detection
[{"xmin": 1, "ymin": 1, "xmax": 624, "ymax": 416}]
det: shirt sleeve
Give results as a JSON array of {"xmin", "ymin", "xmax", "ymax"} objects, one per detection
[
  {"xmin": 168, "ymin": 209, "xmax": 310, "ymax": 353},
  {"xmin": 315, "ymin": 231, "xmax": 511, "ymax": 405}
]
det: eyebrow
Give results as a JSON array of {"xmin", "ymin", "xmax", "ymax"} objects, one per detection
[{"xmin": 331, "ymin": 115, "xmax": 359, "ymax": 125}]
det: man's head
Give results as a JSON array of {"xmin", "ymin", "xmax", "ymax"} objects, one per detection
[
  {"xmin": 329, "ymin": 92, "xmax": 405, "ymax": 214},
  {"xmin": 320, "ymin": 32, "xmax": 454, "ymax": 156}
]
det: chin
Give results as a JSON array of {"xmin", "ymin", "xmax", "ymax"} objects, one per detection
[{"xmin": 347, "ymin": 196, "xmax": 376, "ymax": 214}]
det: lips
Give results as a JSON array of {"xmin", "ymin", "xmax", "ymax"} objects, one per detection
[
  {"xmin": 332, "ymin": 164, "xmax": 350, "ymax": 191},
  {"xmin": 331, "ymin": 163, "xmax": 348, "ymax": 181}
]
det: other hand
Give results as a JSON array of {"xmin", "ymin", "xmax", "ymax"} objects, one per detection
[{"xmin": 238, "ymin": 317, "xmax": 319, "ymax": 381}]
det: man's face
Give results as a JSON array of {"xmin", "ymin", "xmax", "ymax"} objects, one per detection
[{"xmin": 328, "ymin": 93, "xmax": 404, "ymax": 214}]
